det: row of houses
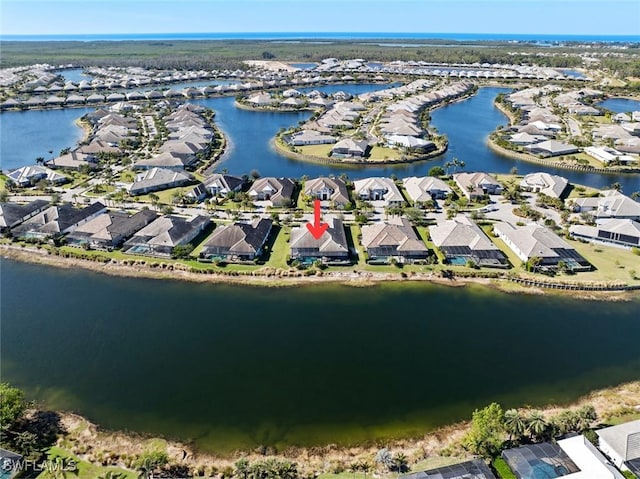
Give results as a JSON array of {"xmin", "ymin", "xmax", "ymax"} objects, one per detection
[{"xmin": 400, "ymin": 420, "xmax": 640, "ymax": 479}]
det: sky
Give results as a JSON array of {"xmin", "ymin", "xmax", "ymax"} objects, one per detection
[{"xmin": 1, "ymin": 0, "xmax": 639, "ymax": 36}]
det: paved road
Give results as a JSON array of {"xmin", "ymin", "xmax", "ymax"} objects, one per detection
[{"xmin": 566, "ymin": 117, "xmax": 582, "ymax": 137}]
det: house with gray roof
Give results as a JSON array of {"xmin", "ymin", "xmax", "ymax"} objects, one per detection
[
  {"xmin": 122, "ymin": 214, "xmax": 210, "ymax": 257},
  {"xmin": 570, "ymin": 219, "xmax": 640, "ymax": 250},
  {"xmin": 361, "ymin": 217, "xmax": 429, "ymax": 264},
  {"xmin": 46, "ymin": 151, "xmax": 98, "ymax": 170},
  {"xmin": 12, "ymin": 202, "xmax": 107, "ymax": 240},
  {"xmin": 454, "ymin": 172, "xmax": 502, "ymax": 200},
  {"xmin": 303, "ymin": 177, "xmax": 350, "ymax": 208},
  {"xmin": 494, "ymin": 222, "xmax": 590, "ymax": 271},
  {"xmin": 331, "ymin": 138, "xmax": 370, "ymax": 158},
  {"xmin": 596, "ymin": 420, "xmax": 640, "ymax": 475},
  {"xmin": 353, "ymin": 177, "xmax": 404, "ymax": 206},
  {"xmin": 399, "ymin": 459, "xmax": 496, "ymax": 479},
  {"xmin": 199, "ymin": 218, "xmax": 273, "ymax": 262},
  {"xmin": 519, "ymin": 172, "xmax": 569, "ymax": 199},
  {"xmin": 290, "ymin": 216, "xmax": 349, "ymax": 264},
  {"xmin": 202, "ymin": 173, "xmax": 245, "ymax": 198},
  {"xmin": 134, "ymin": 152, "xmax": 187, "ymax": 170},
  {"xmin": 288, "ymin": 130, "xmax": 337, "ymax": 146},
  {"xmin": 429, "ymin": 215, "xmax": 508, "ymax": 268},
  {"xmin": 569, "ymin": 190, "xmax": 640, "ymax": 221},
  {"xmin": 7, "ymin": 165, "xmax": 68, "ymax": 187},
  {"xmin": 0, "ymin": 200, "xmax": 49, "ymax": 234},
  {"xmin": 66, "ymin": 209, "xmax": 157, "ymax": 250},
  {"xmin": 128, "ymin": 168, "xmax": 193, "ymax": 196},
  {"xmin": 525, "ymin": 140, "xmax": 579, "ymax": 157},
  {"xmin": 248, "ymin": 177, "xmax": 296, "ymax": 207},
  {"xmin": 403, "ymin": 176, "xmax": 452, "ymax": 203}
]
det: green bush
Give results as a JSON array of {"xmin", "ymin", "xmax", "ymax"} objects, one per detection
[{"xmin": 492, "ymin": 458, "xmax": 517, "ymax": 479}]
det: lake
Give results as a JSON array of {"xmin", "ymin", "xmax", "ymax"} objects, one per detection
[
  {"xmin": 1, "ymin": 259, "xmax": 639, "ymax": 452},
  {"xmin": 597, "ymin": 98, "xmax": 640, "ymax": 114}
]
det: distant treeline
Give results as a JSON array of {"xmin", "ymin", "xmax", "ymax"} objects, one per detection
[{"xmin": 1, "ymin": 39, "xmax": 633, "ymax": 71}]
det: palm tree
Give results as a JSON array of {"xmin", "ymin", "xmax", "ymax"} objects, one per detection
[
  {"xmin": 504, "ymin": 409, "xmax": 526, "ymax": 442},
  {"xmin": 35, "ymin": 156, "xmax": 45, "ymax": 165},
  {"xmin": 609, "ymin": 182, "xmax": 622, "ymax": 192},
  {"xmin": 526, "ymin": 411, "xmax": 548, "ymax": 441}
]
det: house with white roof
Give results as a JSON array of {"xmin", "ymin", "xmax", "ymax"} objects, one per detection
[
  {"xmin": 570, "ymin": 190, "xmax": 640, "ymax": 221},
  {"xmin": 494, "ymin": 222, "xmax": 590, "ymax": 271},
  {"xmin": 596, "ymin": 420, "xmax": 640, "ymax": 475},
  {"xmin": 403, "ymin": 176, "xmax": 453, "ymax": 203},
  {"xmin": 353, "ymin": 177, "xmax": 404, "ymax": 206},
  {"xmin": 454, "ymin": 172, "xmax": 503, "ymax": 200},
  {"xmin": 584, "ymin": 146, "xmax": 638, "ymax": 165},
  {"xmin": 570, "ymin": 219, "xmax": 640, "ymax": 250},
  {"xmin": 519, "ymin": 172, "xmax": 569, "ymax": 198}
]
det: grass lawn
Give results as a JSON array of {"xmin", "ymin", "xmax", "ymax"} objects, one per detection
[
  {"xmin": 565, "ymin": 239, "xmax": 640, "ymax": 285},
  {"xmin": 607, "ymin": 412, "xmax": 640, "ymax": 425},
  {"xmin": 492, "ymin": 457, "xmax": 517, "ymax": 479},
  {"xmin": 298, "ymin": 144, "xmax": 334, "ymax": 158},
  {"xmin": 566, "ymin": 183, "xmax": 602, "ymax": 199},
  {"xmin": 367, "ymin": 146, "xmax": 400, "ymax": 161},
  {"xmin": 265, "ymin": 225, "xmax": 291, "ymax": 269},
  {"xmin": 119, "ymin": 170, "xmax": 136, "ymax": 182},
  {"xmin": 581, "ymin": 115, "xmax": 612, "ymax": 125},
  {"xmin": 39, "ymin": 446, "xmax": 136, "ymax": 479}
]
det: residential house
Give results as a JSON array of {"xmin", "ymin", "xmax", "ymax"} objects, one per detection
[
  {"xmin": 596, "ymin": 420, "xmax": 640, "ymax": 475},
  {"xmin": 569, "ymin": 190, "xmax": 640, "ymax": 221},
  {"xmin": 248, "ymin": 177, "xmax": 296, "ymax": 207},
  {"xmin": 353, "ymin": 177, "xmax": 404, "ymax": 206},
  {"xmin": 303, "ymin": 177, "xmax": 350, "ymax": 207},
  {"xmin": 570, "ymin": 219, "xmax": 640, "ymax": 249},
  {"xmin": 361, "ymin": 217, "xmax": 429, "ymax": 264},
  {"xmin": 46, "ymin": 151, "xmax": 98, "ymax": 170},
  {"xmin": 429, "ymin": 215, "xmax": 508, "ymax": 268},
  {"xmin": 246, "ymin": 93, "xmax": 275, "ymax": 107},
  {"xmin": 7, "ymin": 165, "xmax": 68, "ymax": 187},
  {"xmin": 331, "ymin": 138, "xmax": 370, "ymax": 158},
  {"xmin": 494, "ymin": 222, "xmax": 590, "ymax": 271},
  {"xmin": 403, "ymin": 176, "xmax": 452, "ymax": 203},
  {"xmin": 509, "ymin": 132, "xmax": 548, "ymax": 145},
  {"xmin": 289, "ymin": 216, "xmax": 349, "ymax": 264},
  {"xmin": 122, "ymin": 214, "xmax": 210, "ymax": 257},
  {"xmin": 66, "ymin": 209, "xmax": 158, "ymax": 250},
  {"xmin": 525, "ymin": 140, "xmax": 579, "ymax": 157},
  {"xmin": 0, "ymin": 200, "xmax": 49, "ymax": 234},
  {"xmin": 128, "ymin": 168, "xmax": 193, "ymax": 196},
  {"xmin": 454, "ymin": 172, "xmax": 503, "ymax": 200},
  {"xmin": 385, "ymin": 135, "xmax": 435, "ymax": 152},
  {"xmin": 12, "ymin": 202, "xmax": 107, "ymax": 240},
  {"xmin": 199, "ymin": 218, "xmax": 273, "ymax": 262},
  {"xmin": 288, "ymin": 130, "xmax": 337, "ymax": 146},
  {"xmin": 202, "ymin": 173, "xmax": 245, "ymax": 198},
  {"xmin": 519, "ymin": 172, "xmax": 569, "ymax": 198},
  {"xmin": 584, "ymin": 146, "xmax": 638, "ymax": 165}
]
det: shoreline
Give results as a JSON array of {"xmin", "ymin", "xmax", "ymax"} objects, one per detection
[
  {"xmin": 34, "ymin": 380, "xmax": 640, "ymax": 475},
  {"xmin": 2, "ymin": 244, "xmax": 638, "ymax": 301}
]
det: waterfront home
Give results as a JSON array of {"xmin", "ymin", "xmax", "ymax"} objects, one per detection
[
  {"xmin": 583, "ymin": 146, "xmax": 638, "ymax": 165},
  {"xmin": 199, "ymin": 218, "xmax": 273, "ymax": 262},
  {"xmin": 128, "ymin": 168, "xmax": 193, "ymax": 196},
  {"xmin": 615, "ymin": 137, "xmax": 640, "ymax": 154},
  {"xmin": 12, "ymin": 202, "xmax": 107, "ymax": 241},
  {"xmin": 86, "ymin": 93, "xmax": 106, "ymax": 103},
  {"xmin": 614, "ymin": 112, "xmax": 632, "ymax": 123},
  {"xmin": 385, "ymin": 135, "xmax": 435, "ymax": 152},
  {"xmin": 525, "ymin": 140, "xmax": 579, "ymax": 157},
  {"xmin": 0, "ymin": 98, "xmax": 22, "ymax": 110},
  {"xmin": 494, "ymin": 222, "xmax": 590, "ymax": 271},
  {"xmin": 289, "ymin": 216, "xmax": 349, "ymax": 264},
  {"xmin": 122, "ymin": 214, "xmax": 210, "ymax": 257},
  {"xmin": 65, "ymin": 209, "xmax": 158, "ymax": 250},
  {"xmin": 308, "ymin": 97, "xmax": 334, "ymax": 109},
  {"xmin": 280, "ymin": 97, "xmax": 305, "ymax": 108},
  {"xmin": 6, "ymin": 165, "xmax": 68, "ymax": 187},
  {"xmin": 246, "ymin": 92, "xmax": 276, "ymax": 107},
  {"xmin": 303, "ymin": 177, "xmax": 350, "ymax": 207},
  {"xmin": 569, "ymin": 190, "xmax": 640, "ymax": 221},
  {"xmin": 570, "ymin": 219, "xmax": 640, "ymax": 250},
  {"xmin": 287, "ymin": 130, "xmax": 337, "ymax": 146},
  {"xmin": 596, "ymin": 420, "xmax": 640, "ymax": 475},
  {"xmin": 248, "ymin": 177, "xmax": 296, "ymax": 207},
  {"xmin": 0, "ymin": 447, "xmax": 23, "ymax": 479},
  {"xmin": 519, "ymin": 172, "xmax": 569, "ymax": 198},
  {"xmin": 0, "ymin": 199, "xmax": 49, "ymax": 234},
  {"xmin": 453, "ymin": 172, "xmax": 503, "ymax": 200},
  {"xmin": 361, "ymin": 217, "xmax": 429, "ymax": 264},
  {"xmin": 134, "ymin": 152, "xmax": 190, "ymax": 170},
  {"xmin": 399, "ymin": 460, "xmax": 496, "ymax": 479},
  {"xmin": 592, "ymin": 125, "xmax": 633, "ymax": 141},
  {"xmin": 331, "ymin": 138, "xmax": 370, "ymax": 158},
  {"xmin": 403, "ymin": 176, "xmax": 453, "ymax": 203},
  {"xmin": 353, "ymin": 177, "xmax": 404, "ymax": 206},
  {"xmin": 508, "ymin": 132, "xmax": 548, "ymax": 145},
  {"xmin": 78, "ymin": 140, "xmax": 122, "ymax": 155},
  {"xmin": 429, "ymin": 215, "xmax": 508, "ymax": 268},
  {"xmin": 46, "ymin": 151, "xmax": 98, "ymax": 170}
]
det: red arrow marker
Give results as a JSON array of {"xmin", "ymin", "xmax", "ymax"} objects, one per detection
[{"xmin": 306, "ymin": 199, "xmax": 329, "ymax": 239}]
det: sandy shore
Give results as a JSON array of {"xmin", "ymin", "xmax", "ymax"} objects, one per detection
[{"xmin": 49, "ymin": 381, "xmax": 640, "ymax": 476}]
